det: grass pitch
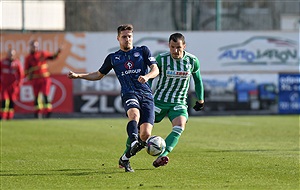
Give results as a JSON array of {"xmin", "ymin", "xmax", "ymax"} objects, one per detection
[{"xmin": 1, "ymin": 115, "xmax": 299, "ymax": 189}]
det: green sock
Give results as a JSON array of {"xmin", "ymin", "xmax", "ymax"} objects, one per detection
[
  {"xmin": 123, "ymin": 137, "xmax": 131, "ymax": 155},
  {"xmin": 160, "ymin": 126, "xmax": 184, "ymax": 157}
]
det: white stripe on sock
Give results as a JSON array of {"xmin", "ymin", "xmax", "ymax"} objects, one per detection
[{"xmin": 173, "ymin": 126, "xmax": 184, "ymax": 135}]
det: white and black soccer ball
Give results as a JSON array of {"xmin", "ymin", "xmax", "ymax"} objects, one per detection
[{"xmin": 146, "ymin": 136, "xmax": 166, "ymax": 156}]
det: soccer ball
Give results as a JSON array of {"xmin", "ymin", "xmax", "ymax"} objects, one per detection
[{"xmin": 146, "ymin": 135, "xmax": 166, "ymax": 156}]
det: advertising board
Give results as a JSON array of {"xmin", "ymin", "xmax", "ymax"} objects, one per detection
[
  {"xmin": 14, "ymin": 75, "xmax": 73, "ymax": 113},
  {"xmin": 1, "ymin": 32, "xmax": 298, "ymax": 115}
]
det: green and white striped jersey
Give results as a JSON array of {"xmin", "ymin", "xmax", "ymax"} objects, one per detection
[{"xmin": 153, "ymin": 51, "xmax": 204, "ymax": 104}]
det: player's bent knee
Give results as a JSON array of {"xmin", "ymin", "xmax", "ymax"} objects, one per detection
[{"xmin": 140, "ymin": 133, "xmax": 151, "ymax": 142}]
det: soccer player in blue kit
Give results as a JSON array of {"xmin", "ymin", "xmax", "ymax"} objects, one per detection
[{"xmin": 68, "ymin": 24, "xmax": 159, "ymax": 172}]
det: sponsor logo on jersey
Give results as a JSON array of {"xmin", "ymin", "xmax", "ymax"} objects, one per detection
[
  {"xmin": 154, "ymin": 106, "xmax": 162, "ymax": 113},
  {"xmin": 124, "ymin": 61, "xmax": 134, "ymax": 69},
  {"xmin": 166, "ymin": 70, "xmax": 190, "ymax": 78},
  {"xmin": 173, "ymin": 105, "xmax": 187, "ymax": 110},
  {"xmin": 122, "ymin": 60, "xmax": 142, "ymax": 76},
  {"xmin": 121, "ymin": 69, "xmax": 142, "ymax": 76}
]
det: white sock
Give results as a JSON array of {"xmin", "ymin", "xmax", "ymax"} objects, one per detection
[
  {"xmin": 121, "ymin": 154, "xmax": 129, "ymax": 161},
  {"xmin": 131, "ymin": 140, "xmax": 138, "ymax": 147}
]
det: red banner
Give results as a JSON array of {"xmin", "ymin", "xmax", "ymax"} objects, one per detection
[{"xmin": 15, "ymin": 75, "xmax": 73, "ymax": 113}]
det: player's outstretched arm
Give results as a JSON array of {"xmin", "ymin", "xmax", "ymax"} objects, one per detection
[{"xmin": 67, "ymin": 70, "xmax": 105, "ymax": 81}]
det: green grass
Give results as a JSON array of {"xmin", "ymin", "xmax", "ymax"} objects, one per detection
[{"xmin": 1, "ymin": 115, "xmax": 299, "ymax": 190}]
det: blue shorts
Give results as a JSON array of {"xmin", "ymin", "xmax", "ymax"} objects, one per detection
[{"xmin": 122, "ymin": 92, "xmax": 155, "ymax": 126}]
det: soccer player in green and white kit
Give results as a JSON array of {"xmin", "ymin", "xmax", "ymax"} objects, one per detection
[{"xmin": 151, "ymin": 32, "xmax": 204, "ymax": 167}]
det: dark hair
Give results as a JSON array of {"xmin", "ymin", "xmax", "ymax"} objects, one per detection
[
  {"xmin": 30, "ymin": 40, "xmax": 37, "ymax": 45},
  {"xmin": 117, "ymin": 24, "xmax": 133, "ymax": 35},
  {"xmin": 169, "ymin": 33, "xmax": 185, "ymax": 44}
]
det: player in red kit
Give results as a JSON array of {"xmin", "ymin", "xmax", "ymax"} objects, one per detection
[
  {"xmin": 24, "ymin": 40, "xmax": 61, "ymax": 118},
  {"xmin": 0, "ymin": 49, "xmax": 24, "ymax": 120}
]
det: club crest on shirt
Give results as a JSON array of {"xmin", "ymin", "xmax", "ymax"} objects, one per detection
[
  {"xmin": 185, "ymin": 62, "xmax": 192, "ymax": 70},
  {"xmin": 133, "ymin": 52, "xmax": 140, "ymax": 57}
]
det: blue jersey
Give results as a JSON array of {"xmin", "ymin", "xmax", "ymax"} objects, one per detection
[{"xmin": 99, "ymin": 46, "xmax": 157, "ymax": 95}]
